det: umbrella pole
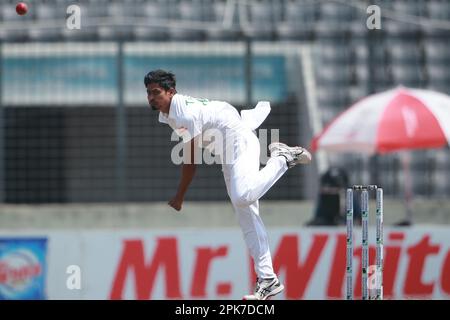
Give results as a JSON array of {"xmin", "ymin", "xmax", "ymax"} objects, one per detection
[{"xmin": 399, "ymin": 152, "xmax": 413, "ymax": 226}]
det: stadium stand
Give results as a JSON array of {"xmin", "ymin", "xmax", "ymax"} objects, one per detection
[{"xmin": 0, "ymin": 0, "xmax": 449, "ymax": 203}]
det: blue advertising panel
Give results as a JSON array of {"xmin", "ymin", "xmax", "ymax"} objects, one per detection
[
  {"xmin": 125, "ymin": 54, "xmax": 286, "ymax": 104},
  {"xmin": 2, "ymin": 55, "xmax": 117, "ymax": 105},
  {"xmin": 2, "ymin": 44, "xmax": 286, "ymax": 106},
  {"xmin": 0, "ymin": 238, "xmax": 48, "ymax": 300}
]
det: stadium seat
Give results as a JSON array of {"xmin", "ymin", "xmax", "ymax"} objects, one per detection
[
  {"xmin": 389, "ymin": 42, "xmax": 423, "ymax": 64},
  {"xmin": 427, "ymin": 0, "xmax": 450, "ymax": 20},
  {"xmin": 317, "ymin": 86, "xmax": 349, "ymax": 108},
  {"xmin": 424, "ymin": 39, "xmax": 450, "ymax": 64},
  {"xmin": 427, "ymin": 65, "xmax": 450, "ymax": 82},
  {"xmin": 142, "ymin": 0, "xmax": 171, "ymax": 20},
  {"xmin": 348, "ymin": 85, "xmax": 368, "ymax": 103},
  {"xmin": 276, "ymin": 0, "xmax": 318, "ymax": 40},
  {"xmin": 204, "ymin": 0, "xmax": 242, "ymax": 40},
  {"xmin": 431, "ymin": 149, "xmax": 450, "ymax": 196},
  {"xmin": 36, "ymin": 3, "xmax": 58, "ymax": 20},
  {"xmin": 97, "ymin": 25, "xmax": 137, "ymax": 41},
  {"xmin": 352, "ymin": 42, "xmax": 368, "ymax": 60},
  {"xmin": 384, "ymin": 19, "xmax": 421, "ymax": 38},
  {"xmin": 383, "ymin": 0, "xmax": 424, "ymax": 37},
  {"xmin": 315, "ymin": 1, "xmax": 357, "ymax": 38},
  {"xmin": 422, "ymin": 0, "xmax": 450, "ymax": 37},
  {"xmin": 169, "ymin": 0, "xmax": 206, "ymax": 40},
  {"xmin": 125, "ymin": 0, "xmax": 171, "ymax": 40},
  {"xmin": 317, "ymin": 42, "xmax": 353, "ymax": 63},
  {"xmin": 354, "ymin": 65, "xmax": 369, "ymax": 82},
  {"xmin": 1, "ymin": 1, "xmax": 35, "ymax": 22},
  {"xmin": 0, "ymin": 28, "xmax": 30, "ymax": 41},
  {"xmin": 240, "ymin": 0, "xmax": 279, "ymax": 40},
  {"xmin": 391, "ymin": 64, "xmax": 425, "ymax": 87},
  {"xmin": 365, "ymin": 42, "xmax": 388, "ymax": 65},
  {"xmin": 315, "ymin": 20, "xmax": 352, "ymax": 40},
  {"xmin": 393, "ymin": 0, "xmax": 426, "ymax": 16},
  {"xmin": 81, "ymin": 2, "xmax": 109, "ymax": 19},
  {"xmin": 350, "ymin": 19, "xmax": 369, "ymax": 39},
  {"xmin": 175, "ymin": 0, "xmax": 204, "ymax": 21},
  {"xmin": 319, "ymin": 1, "xmax": 356, "ymax": 23},
  {"xmin": 316, "ymin": 64, "xmax": 351, "ymax": 85},
  {"xmin": 426, "ymin": 82, "xmax": 450, "ymax": 95},
  {"xmin": 133, "ymin": 26, "xmax": 170, "ymax": 41},
  {"xmin": 29, "ymin": 28, "xmax": 63, "ymax": 41},
  {"xmin": 321, "ymin": 107, "xmax": 340, "ymax": 125},
  {"xmin": 107, "ymin": 2, "xmax": 139, "ymax": 18}
]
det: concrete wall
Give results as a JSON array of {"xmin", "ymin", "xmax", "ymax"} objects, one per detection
[{"xmin": 1, "ymin": 198, "xmax": 449, "ymax": 230}]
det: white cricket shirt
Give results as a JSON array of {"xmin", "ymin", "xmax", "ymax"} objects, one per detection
[{"xmin": 158, "ymin": 93, "xmax": 270, "ymax": 164}]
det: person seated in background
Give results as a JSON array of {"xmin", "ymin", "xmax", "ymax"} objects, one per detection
[{"xmin": 306, "ymin": 166, "xmax": 361, "ymax": 226}]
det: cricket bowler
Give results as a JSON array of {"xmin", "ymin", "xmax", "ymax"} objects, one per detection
[{"xmin": 145, "ymin": 69, "xmax": 312, "ymax": 300}]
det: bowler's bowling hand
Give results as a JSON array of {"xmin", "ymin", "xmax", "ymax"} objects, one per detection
[{"xmin": 168, "ymin": 196, "xmax": 183, "ymax": 211}]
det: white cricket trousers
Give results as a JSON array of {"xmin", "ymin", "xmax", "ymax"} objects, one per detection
[{"xmin": 222, "ymin": 132, "xmax": 288, "ymax": 279}]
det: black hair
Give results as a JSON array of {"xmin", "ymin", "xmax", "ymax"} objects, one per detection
[{"xmin": 144, "ymin": 69, "xmax": 176, "ymax": 90}]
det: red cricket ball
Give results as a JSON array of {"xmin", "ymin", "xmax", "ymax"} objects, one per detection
[{"xmin": 16, "ymin": 2, "xmax": 28, "ymax": 16}]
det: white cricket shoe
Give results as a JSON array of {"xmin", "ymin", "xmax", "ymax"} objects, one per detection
[
  {"xmin": 243, "ymin": 277, "xmax": 285, "ymax": 300},
  {"xmin": 268, "ymin": 142, "xmax": 312, "ymax": 168}
]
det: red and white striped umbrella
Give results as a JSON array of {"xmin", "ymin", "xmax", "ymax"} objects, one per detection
[{"xmin": 311, "ymin": 87, "xmax": 450, "ymax": 154}]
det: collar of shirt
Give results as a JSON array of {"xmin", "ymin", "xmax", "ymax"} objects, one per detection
[{"xmin": 158, "ymin": 93, "xmax": 179, "ymax": 124}]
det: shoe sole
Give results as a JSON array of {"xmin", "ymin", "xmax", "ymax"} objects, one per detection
[
  {"xmin": 268, "ymin": 143, "xmax": 311, "ymax": 165},
  {"xmin": 296, "ymin": 149, "xmax": 312, "ymax": 165},
  {"xmin": 263, "ymin": 284, "xmax": 285, "ymax": 300},
  {"xmin": 242, "ymin": 283, "xmax": 285, "ymax": 300},
  {"xmin": 268, "ymin": 142, "xmax": 289, "ymax": 153}
]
